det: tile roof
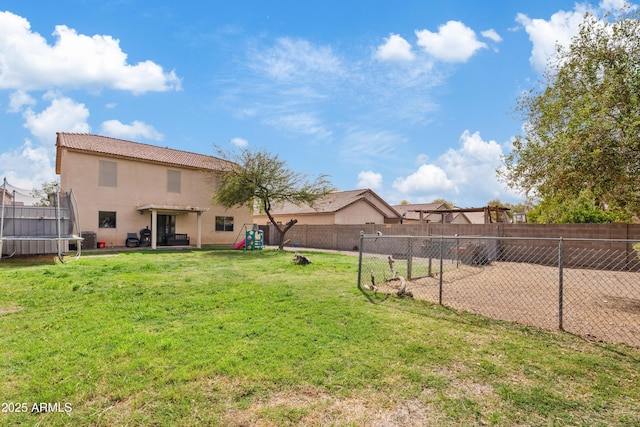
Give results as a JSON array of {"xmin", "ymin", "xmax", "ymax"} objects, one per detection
[
  {"xmin": 393, "ymin": 202, "xmax": 446, "ymax": 220},
  {"xmin": 264, "ymin": 189, "xmax": 401, "ymax": 217},
  {"xmin": 56, "ymin": 133, "xmax": 232, "ymax": 171}
]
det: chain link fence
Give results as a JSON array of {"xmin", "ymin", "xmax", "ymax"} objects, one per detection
[{"xmin": 358, "ymin": 234, "xmax": 640, "ymax": 348}]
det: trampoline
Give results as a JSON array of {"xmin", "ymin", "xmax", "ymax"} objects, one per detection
[{"xmin": 1, "ymin": 178, "xmax": 83, "ymax": 263}]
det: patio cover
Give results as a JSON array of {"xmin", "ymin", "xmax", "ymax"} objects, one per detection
[{"xmin": 136, "ymin": 204, "xmax": 207, "ymax": 249}]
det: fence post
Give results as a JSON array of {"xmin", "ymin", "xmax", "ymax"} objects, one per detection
[
  {"xmin": 407, "ymin": 237, "xmax": 413, "ymax": 280},
  {"xmin": 427, "ymin": 236, "xmax": 433, "ymax": 277},
  {"xmin": 357, "ymin": 232, "xmax": 364, "ymax": 289},
  {"xmin": 439, "ymin": 236, "xmax": 444, "ymax": 305},
  {"xmin": 455, "ymin": 233, "xmax": 459, "ymax": 267},
  {"xmin": 558, "ymin": 237, "xmax": 564, "ymax": 331}
]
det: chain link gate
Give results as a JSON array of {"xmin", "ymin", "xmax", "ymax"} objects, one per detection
[{"xmin": 358, "ymin": 234, "xmax": 640, "ymax": 348}]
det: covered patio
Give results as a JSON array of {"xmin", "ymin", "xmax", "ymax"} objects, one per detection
[{"xmin": 136, "ymin": 204, "xmax": 207, "ymax": 250}]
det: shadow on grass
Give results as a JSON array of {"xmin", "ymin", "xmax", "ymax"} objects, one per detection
[{"xmin": 0, "ymin": 254, "xmax": 60, "ymax": 266}]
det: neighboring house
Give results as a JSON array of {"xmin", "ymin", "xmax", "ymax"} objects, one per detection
[
  {"xmin": 1, "ymin": 188, "xmax": 15, "ymax": 206},
  {"xmin": 393, "ymin": 202, "xmax": 467, "ymax": 224},
  {"xmin": 442, "ymin": 211, "xmax": 472, "ymax": 224},
  {"xmin": 463, "ymin": 211, "xmax": 488, "ymax": 225},
  {"xmin": 395, "ymin": 202, "xmax": 510, "ymax": 224},
  {"xmin": 253, "ymin": 189, "xmax": 402, "ymax": 225},
  {"xmin": 56, "ymin": 133, "xmax": 252, "ymax": 249},
  {"xmin": 460, "ymin": 207, "xmax": 511, "ymax": 224}
]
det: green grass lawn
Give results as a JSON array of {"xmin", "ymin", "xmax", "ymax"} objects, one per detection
[{"xmin": 0, "ymin": 248, "xmax": 639, "ymax": 426}]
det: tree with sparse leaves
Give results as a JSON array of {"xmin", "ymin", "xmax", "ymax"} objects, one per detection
[
  {"xmin": 499, "ymin": 6, "xmax": 640, "ymax": 222},
  {"xmin": 212, "ymin": 147, "xmax": 334, "ymax": 250},
  {"xmin": 30, "ymin": 180, "xmax": 59, "ymax": 207}
]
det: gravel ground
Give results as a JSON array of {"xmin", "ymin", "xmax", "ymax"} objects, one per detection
[{"xmin": 372, "ymin": 261, "xmax": 640, "ymax": 348}]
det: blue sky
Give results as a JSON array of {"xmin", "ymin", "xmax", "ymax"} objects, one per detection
[{"xmin": 0, "ymin": 0, "xmax": 633, "ymax": 207}]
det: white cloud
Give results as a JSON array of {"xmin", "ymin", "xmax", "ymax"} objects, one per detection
[
  {"xmin": 415, "ymin": 21, "xmax": 487, "ymax": 62},
  {"xmin": 239, "ymin": 38, "xmax": 348, "ymax": 138},
  {"xmin": 437, "ymin": 130, "xmax": 503, "ymax": 189},
  {"xmin": 229, "ymin": 33, "xmax": 441, "ymax": 138},
  {"xmin": 415, "ymin": 154, "xmax": 429, "ymax": 165},
  {"xmin": 23, "ymin": 94, "xmax": 90, "ymax": 142},
  {"xmin": 0, "ymin": 139, "xmax": 57, "ymax": 191},
  {"xmin": 100, "ymin": 119, "xmax": 164, "ymax": 141},
  {"xmin": 481, "ymin": 29, "xmax": 503, "ymax": 43},
  {"xmin": 392, "ymin": 164, "xmax": 456, "ymax": 194},
  {"xmin": 600, "ymin": 0, "xmax": 631, "ymax": 11},
  {"xmin": 375, "ymin": 34, "xmax": 415, "ymax": 62},
  {"xmin": 340, "ymin": 129, "xmax": 406, "ymax": 165},
  {"xmin": 263, "ymin": 112, "xmax": 331, "ymax": 139},
  {"xmin": 515, "ymin": 6, "xmax": 589, "ymax": 73},
  {"xmin": 252, "ymin": 37, "xmax": 343, "ymax": 80},
  {"xmin": 391, "ymin": 130, "xmax": 518, "ymax": 205},
  {"xmin": 230, "ymin": 137, "xmax": 248, "ymax": 148},
  {"xmin": 0, "ymin": 10, "xmax": 181, "ymax": 93},
  {"xmin": 357, "ymin": 171, "xmax": 383, "ymax": 190},
  {"xmin": 7, "ymin": 90, "xmax": 35, "ymax": 112},
  {"xmin": 516, "ymin": 2, "xmax": 637, "ymax": 74}
]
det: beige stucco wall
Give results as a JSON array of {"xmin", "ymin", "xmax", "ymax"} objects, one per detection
[
  {"xmin": 253, "ymin": 200, "xmax": 387, "ymax": 225},
  {"xmin": 253, "ymin": 212, "xmax": 336, "ymax": 225},
  {"xmin": 58, "ymin": 150, "xmax": 252, "ymax": 247},
  {"xmin": 450, "ymin": 214, "xmax": 470, "ymax": 225},
  {"xmin": 334, "ymin": 202, "xmax": 384, "ymax": 224}
]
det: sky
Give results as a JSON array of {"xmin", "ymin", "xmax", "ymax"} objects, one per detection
[{"xmin": 0, "ymin": 0, "xmax": 634, "ymax": 207}]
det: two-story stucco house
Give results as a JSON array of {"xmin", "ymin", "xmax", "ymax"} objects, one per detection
[{"xmin": 56, "ymin": 133, "xmax": 252, "ymax": 249}]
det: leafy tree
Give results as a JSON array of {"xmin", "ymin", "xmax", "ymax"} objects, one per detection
[
  {"xmin": 213, "ymin": 147, "xmax": 334, "ymax": 250},
  {"xmin": 30, "ymin": 180, "xmax": 59, "ymax": 207},
  {"xmin": 527, "ymin": 190, "xmax": 631, "ymax": 223},
  {"xmin": 499, "ymin": 6, "xmax": 640, "ymax": 222}
]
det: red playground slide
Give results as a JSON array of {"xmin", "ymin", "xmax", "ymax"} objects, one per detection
[{"xmin": 233, "ymin": 239, "xmax": 246, "ymax": 250}]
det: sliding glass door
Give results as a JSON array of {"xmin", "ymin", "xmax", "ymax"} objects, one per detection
[{"xmin": 157, "ymin": 214, "xmax": 176, "ymax": 246}]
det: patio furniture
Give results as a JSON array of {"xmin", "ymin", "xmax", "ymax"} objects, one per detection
[{"xmin": 125, "ymin": 232, "xmax": 140, "ymax": 247}]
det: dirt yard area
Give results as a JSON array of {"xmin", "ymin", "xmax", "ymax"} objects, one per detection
[{"xmin": 375, "ymin": 261, "xmax": 640, "ymax": 348}]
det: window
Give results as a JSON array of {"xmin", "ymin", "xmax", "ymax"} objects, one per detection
[
  {"xmin": 215, "ymin": 216, "xmax": 234, "ymax": 232},
  {"xmin": 99, "ymin": 211, "xmax": 116, "ymax": 228},
  {"xmin": 167, "ymin": 169, "xmax": 181, "ymax": 193},
  {"xmin": 99, "ymin": 160, "xmax": 117, "ymax": 187}
]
